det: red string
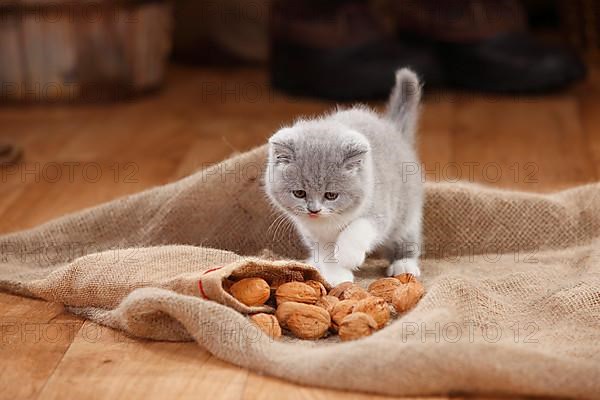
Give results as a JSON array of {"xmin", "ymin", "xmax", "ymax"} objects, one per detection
[{"xmin": 197, "ymin": 266, "xmax": 224, "ymax": 299}]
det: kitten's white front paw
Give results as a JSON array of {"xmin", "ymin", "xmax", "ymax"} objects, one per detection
[
  {"xmin": 336, "ymin": 246, "xmax": 366, "ymax": 271},
  {"xmin": 307, "ymin": 258, "xmax": 354, "ymax": 286},
  {"xmin": 319, "ymin": 264, "xmax": 354, "ymax": 286},
  {"xmin": 386, "ymin": 258, "xmax": 421, "ymax": 277}
]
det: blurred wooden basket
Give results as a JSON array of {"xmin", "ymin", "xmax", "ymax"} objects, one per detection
[{"xmin": 0, "ymin": 0, "xmax": 172, "ymax": 103}]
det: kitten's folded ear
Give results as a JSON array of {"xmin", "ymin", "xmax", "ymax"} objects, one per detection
[
  {"xmin": 386, "ymin": 68, "xmax": 422, "ymax": 144},
  {"xmin": 268, "ymin": 129, "xmax": 295, "ymax": 164},
  {"xmin": 342, "ymin": 139, "xmax": 370, "ymax": 173}
]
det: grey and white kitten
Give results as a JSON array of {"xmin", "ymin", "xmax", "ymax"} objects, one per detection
[{"xmin": 265, "ymin": 69, "xmax": 423, "ymax": 285}]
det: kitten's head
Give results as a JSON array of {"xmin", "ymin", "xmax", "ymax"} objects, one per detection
[{"xmin": 265, "ymin": 120, "xmax": 372, "ymax": 221}]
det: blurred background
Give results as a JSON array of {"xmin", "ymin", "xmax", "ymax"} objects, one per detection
[
  {"xmin": 0, "ymin": 0, "xmax": 598, "ymax": 218},
  {"xmin": 1, "ymin": 1, "xmax": 600, "ymax": 399},
  {"xmin": 0, "ymin": 0, "xmax": 597, "ymax": 103},
  {"xmin": 1, "ymin": 0, "xmax": 599, "ymax": 225}
]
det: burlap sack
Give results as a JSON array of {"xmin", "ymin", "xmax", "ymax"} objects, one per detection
[{"xmin": 1, "ymin": 146, "xmax": 599, "ymax": 398}]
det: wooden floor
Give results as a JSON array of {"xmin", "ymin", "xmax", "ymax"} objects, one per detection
[{"xmin": 1, "ymin": 65, "xmax": 599, "ymax": 400}]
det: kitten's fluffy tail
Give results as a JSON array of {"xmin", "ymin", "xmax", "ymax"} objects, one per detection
[{"xmin": 386, "ymin": 68, "xmax": 422, "ymax": 143}]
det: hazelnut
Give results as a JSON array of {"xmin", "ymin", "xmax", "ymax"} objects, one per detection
[
  {"xmin": 367, "ymin": 278, "xmax": 401, "ymax": 303},
  {"xmin": 353, "ymin": 297, "xmax": 390, "ymax": 329},
  {"xmin": 338, "ymin": 312, "xmax": 378, "ymax": 341},
  {"xmin": 275, "ymin": 282, "xmax": 319, "ymax": 306},
  {"xmin": 275, "ymin": 302, "xmax": 330, "ymax": 340},
  {"xmin": 250, "ymin": 313, "xmax": 281, "ymax": 339},
  {"xmin": 229, "ymin": 278, "xmax": 270, "ymax": 306},
  {"xmin": 392, "ymin": 278, "xmax": 425, "ymax": 313}
]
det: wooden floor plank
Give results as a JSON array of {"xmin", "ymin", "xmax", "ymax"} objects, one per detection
[
  {"xmin": 452, "ymin": 93, "xmax": 596, "ymax": 191},
  {"xmin": 419, "ymin": 97, "xmax": 456, "ymax": 183},
  {"xmin": 37, "ymin": 322, "xmax": 249, "ymax": 400},
  {"xmin": 243, "ymin": 373, "xmax": 447, "ymax": 400},
  {"xmin": 0, "ymin": 294, "xmax": 81, "ymax": 400},
  {"xmin": 578, "ymin": 84, "xmax": 600, "ymax": 180}
]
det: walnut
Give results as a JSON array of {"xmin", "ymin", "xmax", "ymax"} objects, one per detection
[
  {"xmin": 338, "ymin": 284, "xmax": 370, "ymax": 301},
  {"xmin": 229, "ymin": 278, "xmax": 270, "ymax": 306},
  {"xmin": 275, "ymin": 282, "xmax": 319, "ymax": 306},
  {"xmin": 353, "ymin": 296, "xmax": 390, "ymax": 329},
  {"xmin": 305, "ymin": 280, "xmax": 327, "ymax": 297},
  {"xmin": 330, "ymin": 299, "xmax": 359, "ymax": 331},
  {"xmin": 275, "ymin": 302, "xmax": 331, "ymax": 340},
  {"xmin": 328, "ymin": 282, "xmax": 354, "ymax": 298},
  {"xmin": 394, "ymin": 273, "xmax": 418, "ymax": 284},
  {"xmin": 338, "ymin": 312, "xmax": 378, "ymax": 341},
  {"xmin": 250, "ymin": 313, "xmax": 281, "ymax": 339},
  {"xmin": 391, "ymin": 277, "xmax": 425, "ymax": 313},
  {"xmin": 367, "ymin": 277, "xmax": 401, "ymax": 303},
  {"xmin": 315, "ymin": 295, "xmax": 340, "ymax": 314}
]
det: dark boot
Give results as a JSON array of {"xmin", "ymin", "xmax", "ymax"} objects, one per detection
[
  {"xmin": 270, "ymin": 0, "xmax": 443, "ymax": 100},
  {"xmin": 439, "ymin": 32, "xmax": 586, "ymax": 93},
  {"xmin": 395, "ymin": 0, "xmax": 586, "ymax": 93}
]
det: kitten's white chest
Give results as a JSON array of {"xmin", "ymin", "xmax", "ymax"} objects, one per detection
[{"xmin": 296, "ymin": 217, "xmax": 343, "ymax": 244}]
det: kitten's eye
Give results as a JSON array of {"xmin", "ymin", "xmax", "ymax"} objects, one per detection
[
  {"xmin": 324, "ymin": 192, "xmax": 339, "ymax": 201},
  {"xmin": 292, "ymin": 190, "xmax": 306, "ymax": 199}
]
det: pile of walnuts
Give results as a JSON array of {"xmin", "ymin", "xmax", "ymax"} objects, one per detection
[{"xmin": 228, "ymin": 274, "xmax": 425, "ymax": 342}]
